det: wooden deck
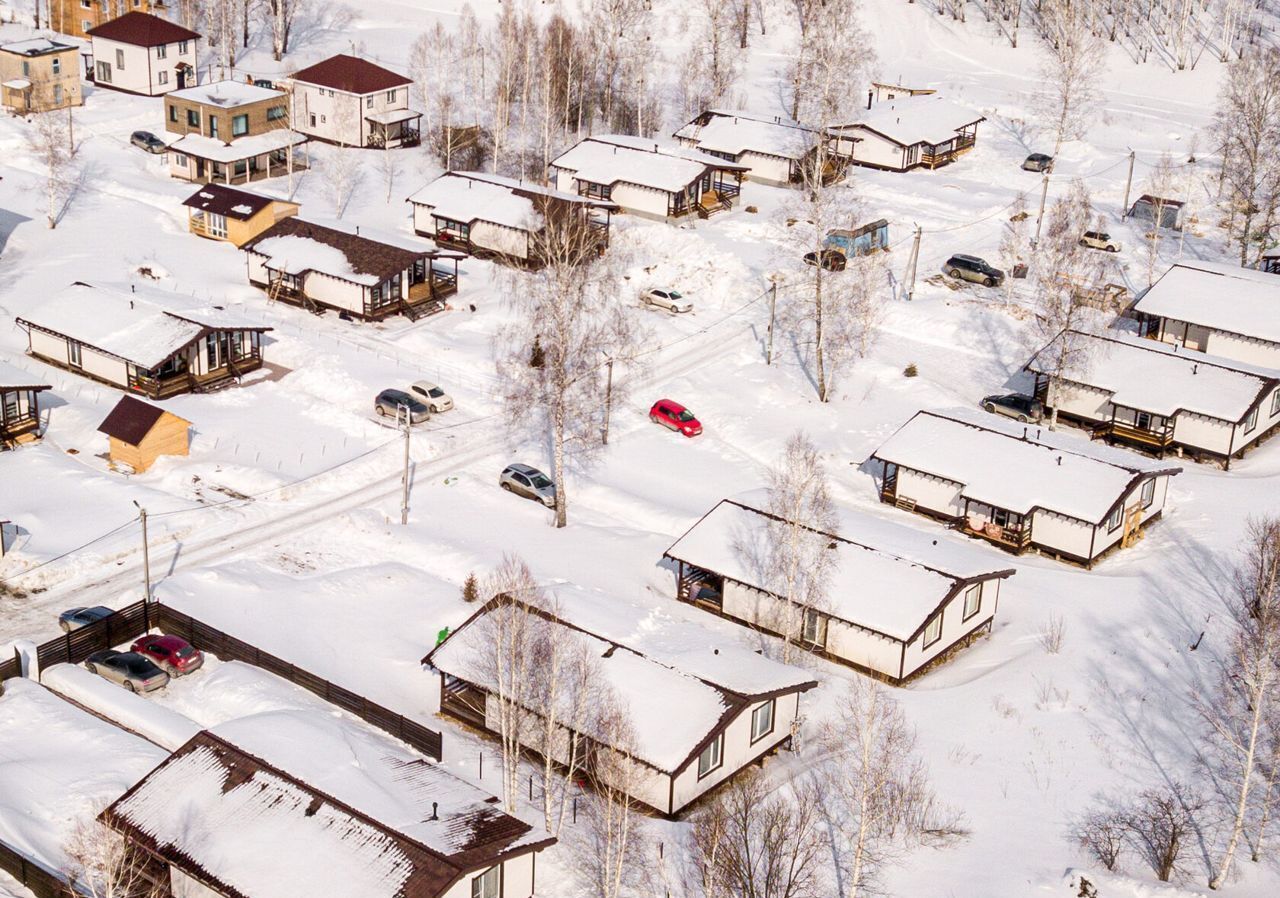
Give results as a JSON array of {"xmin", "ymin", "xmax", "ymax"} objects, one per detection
[{"xmin": 1091, "ymin": 420, "xmax": 1175, "ymax": 454}]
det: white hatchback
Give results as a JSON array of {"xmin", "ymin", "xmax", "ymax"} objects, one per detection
[{"xmin": 409, "ymin": 380, "xmax": 454, "ymax": 412}]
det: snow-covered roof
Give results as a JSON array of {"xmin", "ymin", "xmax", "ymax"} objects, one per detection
[
  {"xmin": 168, "ymin": 129, "xmax": 305, "ymax": 163},
  {"xmin": 256, "ymin": 234, "xmax": 380, "ymax": 284},
  {"xmin": 167, "ymin": 79, "xmax": 283, "ymax": 107},
  {"xmin": 665, "ymin": 499, "xmax": 1014, "ymax": 641},
  {"xmin": 407, "ymin": 172, "xmax": 614, "ymax": 230},
  {"xmin": 673, "ymin": 110, "xmax": 815, "ymax": 160},
  {"xmin": 15, "ymin": 282, "xmax": 269, "ymax": 369},
  {"xmin": 1132, "ymin": 260, "xmax": 1280, "ymax": 345},
  {"xmin": 0, "ymin": 359, "xmax": 51, "ymax": 390},
  {"xmin": 832, "ymin": 96, "xmax": 984, "ymax": 147},
  {"xmin": 1027, "ymin": 331, "xmax": 1279, "ymax": 423},
  {"xmin": 425, "ymin": 597, "xmax": 816, "ymax": 773},
  {"xmin": 246, "ymin": 218, "xmax": 456, "ymax": 284},
  {"xmin": 366, "ymin": 108, "xmax": 422, "ymax": 125},
  {"xmin": 872, "ymin": 407, "xmax": 1180, "ymax": 524},
  {"xmin": 104, "ymin": 721, "xmax": 553, "ymax": 898},
  {"xmin": 550, "ymin": 135, "xmax": 747, "ymax": 193},
  {"xmin": 1, "ymin": 37, "xmax": 76, "ymax": 56},
  {"xmin": 1, "ymin": 79, "xmax": 30, "ymax": 90}
]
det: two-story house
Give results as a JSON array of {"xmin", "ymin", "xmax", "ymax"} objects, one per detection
[
  {"xmin": 86, "ymin": 11, "xmax": 198, "ymax": 96},
  {"xmin": 287, "ymin": 54, "xmax": 421, "ymax": 148},
  {"xmin": 0, "ymin": 38, "xmax": 81, "ymax": 114},
  {"xmin": 164, "ymin": 79, "xmax": 308, "ymax": 184},
  {"xmin": 51, "ymin": 0, "xmax": 166, "ymax": 41}
]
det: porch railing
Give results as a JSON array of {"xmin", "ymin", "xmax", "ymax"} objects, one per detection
[{"xmin": 1092, "ymin": 420, "xmax": 1175, "ymax": 450}]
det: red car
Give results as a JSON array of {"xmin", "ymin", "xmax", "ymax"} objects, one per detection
[
  {"xmin": 649, "ymin": 399, "xmax": 702, "ymax": 437},
  {"xmin": 130, "ymin": 634, "xmax": 204, "ymax": 676}
]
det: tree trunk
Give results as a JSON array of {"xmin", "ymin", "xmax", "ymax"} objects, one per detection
[
  {"xmin": 553, "ymin": 393, "xmax": 568, "ymax": 528},
  {"xmin": 1210, "ymin": 684, "xmax": 1268, "ymax": 888}
]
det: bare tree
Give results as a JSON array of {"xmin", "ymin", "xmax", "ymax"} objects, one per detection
[
  {"xmin": 1034, "ymin": 0, "xmax": 1105, "ymax": 155},
  {"xmin": 572, "ymin": 699, "xmax": 647, "ymax": 898},
  {"xmin": 266, "ymin": 0, "xmax": 303, "ymax": 60},
  {"xmin": 820, "ymin": 678, "xmax": 967, "ymax": 898},
  {"xmin": 1140, "ymin": 153, "xmax": 1179, "ymax": 286},
  {"xmin": 1125, "ymin": 784, "xmax": 1203, "ymax": 883},
  {"xmin": 64, "ymin": 821, "xmax": 165, "ymax": 898},
  {"xmin": 1213, "ymin": 50, "xmax": 1280, "ymax": 266},
  {"xmin": 1073, "ymin": 807, "xmax": 1127, "ymax": 872},
  {"xmin": 323, "ymin": 147, "xmax": 362, "ymax": 218},
  {"xmin": 678, "ymin": 0, "xmax": 744, "ymax": 118},
  {"xmin": 786, "ymin": 0, "xmax": 876, "ymax": 126},
  {"xmin": 25, "ymin": 110, "xmax": 75, "ymax": 229}
]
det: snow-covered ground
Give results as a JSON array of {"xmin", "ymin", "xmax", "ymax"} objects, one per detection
[{"xmin": 1, "ymin": 0, "xmax": 1278, "ymax": 895}]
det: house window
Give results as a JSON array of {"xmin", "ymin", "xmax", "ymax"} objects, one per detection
[
  {"xmin": 267, "ymin": 105, "xmax": 286, "ymax": 121},
  {"xmin": 206, "ymin": 213, "xmax": 227, "ymax": 238},
  {"xmin": 697, "ymin": 733, "xmax": 724, "ymax": 778},
  {"xmin": 169, "ymin": 104, "xmax": 178, "ymax": 122},
  {"xmin": 156, "ymin": 44, "xmax": 167, "ymax": 60},
  {"xmin": 68, "ymin": 341, "xmax": 82, "ymax": 368},
  {"xmin": 1272, "ymin": 391, "xmax": 1280, "ymax": 417},
  {"xmin": 51, "ymin": 56, "xmax": 61, "ymax": 75},
  {"xmin": 187, "ymin": 108, "xmax": 200, "ymax": 127},
  {"xmin": 233, "ymin": 159, "xmax": 247, "ymax": 176},
  {"xmin": 582, "ymin": 181, "xmax": 612, "ymax": 200},
  {"xmin": 82, "ymin": 19, "xmax": 92, "ymax": 32},
  {"xmin": 21, "ymin": 61, "xmax": 30, "ymax": 77},
  {"xmin": 962, "ymin": 584, "xmax": 982, "ymax": 621},
  {"xmin": 309, "ymin": 113, "xmax": 317, "ymax": 127},
  {"xmin": 320, "ymin": 114, "xmax": 327, "ymax": 123},
  {"xmin": 386, "ymin": 89, "xmax": 397, "ymax": 102},
  {"xmin": 1140, "ymin": 478, "xmax": 1156, "ymax": 509},
  {"xmin": 179, "ymin": 41, "xmax": 189, "ymax": 54},
  {"xmin": 81, "ymin": 0, "xmax": 91, "ymax": 7},
  {"xmin": 366, "ymin": 96, "xmax": 374, "ymax": 109},
  {"xmin": 172, "ymin": 152, "xmax": 187, "ymax": 166},
  {"xmin": 1106, "ymin": 504, "xmax": 1124, "ymax": 533},
  {"xmin": 1244, "ymin": 406, "xmax": 1259, "ymax": 433},
  {"xmin": 232, "ymin": 114, "xmax": 249, "ymax": 136},
  {"xmin": 470, "ymin": 866, "xmax": 499, "ymax": 898},
  {"xmin": 922, "ymin": 613, "xmax": 942, "ymax": 649},
  {"xmin": 206, "ymin": 333, "xmax": 221, "ymax": 369},
  {"xmin": 750, "ymin": 699, "xmax": 775, "ymax": 742},
  {"xmin": 53, "ymin": 85, "xmax": 63, "ymax": 104},
  {"xmin": 158, "ymin": 70, "xmax": 168, "ymax": 85},
  {"xmin": 801, "ymin": 609, "xmax": 827, "ymax": 648},
  {"xmin": 209, "ymin": 115, "xmax": 219, "ymax": 139},
  {"xmin": 115, "ymin": 49, "xmax": 125, "ymax": 69}
]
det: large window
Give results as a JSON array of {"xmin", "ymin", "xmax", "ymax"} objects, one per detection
[
  {"xmin": 187, "ymin": 108, "xmax": 200, "ymax": 128},
  {"xmin": 206, "ymin": 213, "xmax": 227, "ymax": 239},
  {"xmin": 67, "ymin": 341, "xmax": 82, "ymax": 368},
  {"xmin": 582, "ymin": 181, "xmax": 612, "ymax": 200},
  {"xmin": 470, "ymin": 866, "xmax": 499, "ymax": 898},
  {"xmin": 750, "ymin": 699, "xmax": 775, "ymax": 743},
  {"xmin": 267, "ymin": 105, "xmax": 286, "ymax": 121},
  {"xmin": 1106, "ymin": 504, "xmax": 1124, "ymax": 533},
  {"xmin": 1244, "ymin": 406, "xmax": 1259, "ymax": 433},
  {"xmin": 232, "ymin": 114, "xmax": 249, "ymax": 137},
  {"xmin": 157, "ymin": 70, "xmax": 168, "ymax": 85},
  {"xmin": 209, "ymin": 115, "xmax": 219, "ymax": 139},
  {"xmin": 179, "ymin": 41, "xmax": 189, "ymax": 54},
  {"xmin": 697, "ymin": 733, "xmax": 724, "ymax": 778},
  {"xmin": 168, "ymin": 104, "xmax": 178, "ymax": 122},
  {"xmin": 801, "ymin": 609, "xmax": 827, "ymax": 648},
  {"xmin": 1140, "ymin": 478, "xmax": 1156, "ymax": 509},
  {"xmin": 922, "ymin": 614, "xmax": 942, "ymax": 649},
  {"xmin": 156, "ymin": 44, "xmax": 167, "ymax": 59},
  {"xmin": 962, "ymin": 584, "xmax": 982, "ymax": 621},
  {"xmin": 115, "ymin": 49, "xmax": 125, "ymax": 69},
  {"xmin": 386, "ymin": 89, "xmax": 397, "ymax": 102},
  {"xmin": 53, "ymin": 85, "xmax": 63, "ymax": 105}
]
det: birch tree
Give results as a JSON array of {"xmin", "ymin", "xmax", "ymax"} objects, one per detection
[
  {"xmin": 1213, "ymin": 50, "xmax": 1280, "ymax": 266},
  {"xmin": 679, "ymin": 0, "xmax": 744, "ymax": 118},
  {"xmin": 573, "ymin": 699, "xmax": 647, "ymax": 898},
  {"xmin": 1035, "ymin": 0, "xmax": 1105, "ymax": 155},
  {"xmin": 25, "ymin": 110, "xmax": 75, "ymax": 229},
  {"xmin": 1140, "ymin": 153, "xmax": 1179, "ymax": 286},
  {"xmin": 266, "ymin": 0, "xmax": 302, "ymax": 60},
  {"xmin": 64, "ymin": 821, "xmax": 166, "ymax": 898}
]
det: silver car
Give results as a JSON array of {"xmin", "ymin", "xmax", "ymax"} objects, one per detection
[
  {"xmin": 84, "ymin": 650, "xmax": 170, "ymax": 693},
  {"xmin": 642, "ymin": 288, "xmax": 693, "ymax": 314},
  {"xmin": 375, "ymin": 389, "xmax": 430, "ymax": 423},
  {"xmin": 499, "ymin": 463, "xmax": 556, "ymax": 507},
  {"xmin": 409, "ymin": 380, "xmax": 454, "ymax": 413}
]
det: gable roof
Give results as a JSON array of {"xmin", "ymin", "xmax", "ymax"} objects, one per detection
[
  {"xmin": 244, "ymin": 218, "xmax": 452, "ymax": 284},
  {"xmin": 290, "ymin": 54, "xmax": 412, "ymax": 95},
  {"xmin": 182, "ymin": 184, "xmax": 290, "ymax": 221},
  {"xmin": 424, "ymin": 595, "xmax": 816, "ymax": 774},
  {"xmin": 97, "ymin": 396, "xmax": 180, "ymax": 444},
  {"xmin": 87, "ymin": 12, "xmax": 201, "ymax": 47},
  {"xmin": 664, "ymin": 498, "xmax": 1014, "ymax": 642},
  {"xmin": 871, "ymin": 407, "xmax": 1181, "ymax": 525},
  {"xmin": 1132, "ymin": 260, "xmax": 1280, "ymax": 345},
  {"xmin": 550, "ymin": 135, "xmax": 749, "ymax": 193},
  {"xmin": 831, "ymin": 95, "xmax": 984, "ymax": 147},
  {"xmin": 1027, "ymin": 330, "xmax": 1280, "ymax": 424},
  {"xmin": 102, "ymin": 730, "xmax": 552, "ymax": 898},
  {"xmin": 0, "ymin": 359, "xmax": 50, "ymax": 392},
  {"xmin": 407, "ymin": 172, "xmax": 615, "ymax": 232},
  {"xmin": 673, "ymin": 110, "xmax": 816, "ymax": 161}
]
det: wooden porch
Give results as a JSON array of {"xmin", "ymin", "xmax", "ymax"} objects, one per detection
[
  {"xmin": 1091, "ymin": 419, "xmax": 1175, "ymax": 454},
  {"xmin": 921, "ymin": 133, "xmax": 976, "ymax": 169},
  {"xmin": 440, "ymin": 677, "xmax": 488, "ymax": 730},
  {"xmin": 959, "ymin": 518, "xmax": 1033, "ymax": 553}
]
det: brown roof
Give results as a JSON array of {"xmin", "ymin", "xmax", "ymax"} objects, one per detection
[
  {"xmin": 244, "ymin": 217, "xmax": 433, "ymax": 282},
  {"xmin": 86, "ymin": 12, "xmax": 201, "ymax": 47},
  {"xmin": 290, "ymin": 54, "xmax": 411, "ymax": 95},
  {"xmin": 182, "ymin": 185, "xmax": 287, "ymax": 221},
  {"xmin": 97, "ymin": 395, "xmax": 185, "ymax": 445}
]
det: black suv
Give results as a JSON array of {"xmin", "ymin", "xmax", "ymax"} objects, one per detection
[{"xmin": 943, "ymin": 254, "xmax": 1005, "ymax": 287}]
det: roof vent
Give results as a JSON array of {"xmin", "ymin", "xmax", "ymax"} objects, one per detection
[
  {"xmin": 1057, "ymin": 456, "xmax": 1063, "ymax": 465},
  {"xmin": 713, "ymin": 648, "xmax": 719, "ymax": 655},
  {"xmin": 429, "ymin": 801, "xmax": 439, "ymax": 821},
  {"xmin": 1192, "ymin": 364, "xmax": 1198, "ymax": 375},
  {"xmin": 1022, "ymin": 426, "xmax": 1028, "ymax": 440}
]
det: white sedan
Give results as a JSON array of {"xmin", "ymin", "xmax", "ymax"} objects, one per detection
[
  {"xmin": 409, "ymin": 380, "xmax": 454, "ymax": 412},
  {"xmin": 642, "ymin": 288, "xmax": 692, "ymax": 314}
]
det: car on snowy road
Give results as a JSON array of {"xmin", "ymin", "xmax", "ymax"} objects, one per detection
[
  {"xmin": 981, "ymin": 392, "xmax": 1043, "ymax": 423},
  {"xmin": 642, "ymin": 288, "xmax": 692, "ymax": 314},
  {"xmin": 375, "ymin": 389, "xmax": 430, "ymax": 423},
  {"xmin": 499, "ymin": 463, "xmax": 557, "ymax": 508},
  {"xmin": 84, "ymin": 650, "xmax": 170, "ymax": 693},
  {"xmin": 130, "ymin": 131, "xmax": 168, "ymax": 154},
  {"xmin": 650, "ymin": 399, "xmax": 702, "ymax": 437},
  {"xmin": 943, "ymin": 254, "xmax": 1005, "ymax": 288},
  {"xmin": 409, "ymin": 381, "xmax": 454, "ymax": 413},
  {"xmin": 58, "ymin": 606, "xmax": 115, "ymax": 632},
  {"xmin": 1022, "ymin": 153, "xmax": 1054, "ymax": 173},
  {"xmin": 1079, "ymin": 231, "xmax": 1121, "ymax": 252},
  {"xmin": 131, "ymin": 634, "xmax": 204, "ymax": 676}
]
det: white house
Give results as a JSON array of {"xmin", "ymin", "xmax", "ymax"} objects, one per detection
[
  {"xmin": 243, "ymin": 217, "xmax": 463, "ymax": 321},
  {"xmin": 827, "ymin": 95, "xmax": 984, "ymax": 172},
  {"xmin": 664, "ymin": 498, "xmax": 1016, "ymax": 682},
  {"xmin": 288, "ymin": 54, "xmax": 421, "ymax": 148},
  {"xmin": 1133, "ymin": 260, "xmax": 1280, "ymax": 368},
  {"xmin": 86, "ymin": 12, "xmax": 199, "ymax": 96},
  {"xmin": 14, "ymin": 282, "xmax": 270, "ymax": 399},
  {"xmin": 673, "ymin": 110, "xmax": 821, "ymax": 187},
  {"xmin": 871, "ymin": 407, "xmax": 1181, "ymax": 566},
  {"xmin": 548, "ymin": 135, "xmax": 749, "ymax": 221},
  {"xmin": 424, "ymin": 594, "xmax": 818, "ymax": 817},
  {"xmin": 103, "ymin": 728, "xmax": 554, "ymax": 898},
  {"xmin": 1028, "ymin": 330, "xmax": 1280, "ymax": 467},
  {"xmin": 408, "ymin": 171, "xmax": 616, "ymax": 265}
]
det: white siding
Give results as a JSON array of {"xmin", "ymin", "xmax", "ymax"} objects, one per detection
[
  {"xmin": 1028, "ymin": 510, "xmax": 1097, "ymax": 560},
  {"xmin": 91, "ymin": 37, "xmax": 196, "ymax": 96},
  {"xmin": 845, "ymin": 129, "xmax": 908, "ymax": 170},
  {"xmin": 900, "ymin": 579, "xmax": 999, "ymax": 678},
  {"xmin": 30, "ymin": 328, "xmax": 129, "ymax": 386},
  {"xmin": 608, "ymin": 182, "xmax": 672, "ymax": 220},
  {"xmin": 1204, "ymin": 329, "xmax": 1280, "ymax": 368},
  {"xmin": 739, "ymin": 151, "xmax": 792, "ymax": 186},
  {"xmin": 470, "ymin": 221, "xmax": 531, "ymax": 260},
  {"xmin": 300, "ymin": 271, "xmax": 367, "ymax": 315},
  {"xmin": 291, "ymin": 84, "xmax": 367, "ymax": 146},
  {"xmin": 438, "ymin": 854, "xmax": 538, "ymax": 898},
  {"xmin": 1086, "ymin": 475, "xmax": 1170, "ymax": 559},
  {"xmin": 892, "ymin": 467, "xmax": 965, "ymax": 518},
  {"xmin": 169, "ymin": 868, "xmax": 223, "ymax": 898},
  {"xmin": 411, "ymin": 203, "xmax": 436, "ymax": 236}
]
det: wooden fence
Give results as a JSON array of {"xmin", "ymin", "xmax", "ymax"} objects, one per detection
[
  {"xmin": 0, "ymin": 601, "xmax": 442, "ymax": 761},
  {"xmin": 0, "ymin": 839, "xmax": 70, "ymax": 898}
]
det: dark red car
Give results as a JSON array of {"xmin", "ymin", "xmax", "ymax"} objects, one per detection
[
  {"xmin": 649, "ymin": 399, "xmax": 702, "ymax": 437},
  {"xmin": 130, "ymin": 634, "xmax": 204, "ymax": 676}
]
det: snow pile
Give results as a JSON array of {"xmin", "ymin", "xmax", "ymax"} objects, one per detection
[{"xmin": 40, "ymin": 663, "xmax": 201, "ymax": 749}]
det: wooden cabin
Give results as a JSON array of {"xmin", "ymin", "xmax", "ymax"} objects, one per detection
[
  {"xmin": 827, "ymin": 96, "xmax": 983, "ymax": 172},
  {"xmin": 870, "ymin": 407, "xmax": 1181, "ymax": 567},
  {"xmin": 425, "ymin": 593, "xmax": 817, "ymax": 817},
  {"xmin": 1027, "ymin": 330, "xmax": 1280, "ymax": 467},
  {"xmin": 15, "ymin": 282, "xmax": 271, "ymax": 399},
  {"xmin": 164, "ymin": 80, "xmax": 308, "ymax": 184},
  {"xmin": 664, "ymin": 498, "xmax": 1015, "ymax": 682},
  {"xmin": 548, "ymin": 135, "xmax": 748, "ymax": 221},
  {"xmin": 0, "ymin": 362, "xmax": 51, "ymax": 448},
  {"xmin": 407, "ymin": 171, "xmax": 616, "ymax": 266},
  {"xmin": 1132, "ymin": 260, "xmax": 1280, "ymax": 368},
  {"xmin": 182, "ymin": 184, "xmax": 299, "ymax": 247},
  {"xmin": 673, "ymin": 110, "xmax": 825, "ymax": 187},
  {"xmin": 98, "ymin": 395, "xmax": 191, "ymax": 473},
  {"xmin": 243, "ymin": 218, "xmax": 462, "ymax": 321}
]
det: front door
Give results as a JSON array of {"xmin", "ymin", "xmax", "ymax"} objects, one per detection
[
  {"xmin": 177, "ymin": 66, "xmax": 188, "ymax": 89},
  {"xmin": 96, "ymin": 61, "xmax": 112, "ymax": 84},
  {"xmin": 195, "ymin": 158, "xmax": 206, "ymax": 180}
]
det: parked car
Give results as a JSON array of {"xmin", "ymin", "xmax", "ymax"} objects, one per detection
[
  {"xmin": 131, "ymin": 131, "xmax": 167, "ymax": 154},
  {"xmin": 1079, "ymin": 230, "xmax": 1121, "ymax": 252},
  {"xmin": 649, "ymin": 399, "xmax": 703, "ymax": 437},
  {"xmin": 1022, "ymin": 153, "xmax": 1054, "ymax": 173},
  {"xmin": 84, "ymin": 650, "xmax": 170, "ymax": 693},
  {"xmin": 58, "ymin": 606, "xmax": 114, "ymax": 632},
  {"xmin": 131, "ymin": 634, "xmax": 204, "ymax": 676},
  {"xmin": 803, "ymin": 248, "xmax": 847, "ymax": 271},
  {"xmin": 499, "ymin": 463, "xmax": 557, "ymax": 508},
  {"xmin": 642, "ymin": 288, "xmax": 693, "ymax": 314},
  {"xmin": 409, "ymin": 381, "xmax": 454, "ymax": 413},
  {"xmin": 375, "ymin": 389, "xmax": 430, "ymax": 423},
  {"xmin": 981, "ymin": 392, "xmax": 1044, "ymax": 423},
  {"xmin": 943, "ymin": 254, "xmax": 1005, "ymax": 288}
]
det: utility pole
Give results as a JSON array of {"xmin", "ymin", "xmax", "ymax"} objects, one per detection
[
  {"xmin": 1121, "ymin": 149, "xmax": 1136, "ymax": 219},
  {"xmin": 400, "ymin": 405, "xmax": 411, "ymax": 525},
  {"xmin": 1033, "ymin": 173, "xmax": 1051, "ymax": 246},
  {"xmin": 133, "ymin": 501, "xmax": 151, "ymax": 602},
  {"xmin": 905, "ymin": 224, "xmax": 922, "ymax": 301},
  {"xmin": 601, "ymin": 355, "xmax": 614, "ymax": 445},
  {"xmin": 766, "ymin": 281, "xmax": 777, "ymax": 364}
]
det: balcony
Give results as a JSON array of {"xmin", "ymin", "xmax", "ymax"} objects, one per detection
[
  {"xmin": 961, "ymin": 519, "xmax": 1033, "ymax": 553},
  {"xmin": 1092, "ymin": 420, "xmax": 1175, "ymax": 453}
]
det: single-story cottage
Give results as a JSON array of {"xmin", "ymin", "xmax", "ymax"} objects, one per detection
[
  {"xmin": 870, "ymin": 407, "xmax": 1181, "ymax": 566},
  {"xmin": 182, "ymin": 184, "xmax": 300, "ymax": 247},
  {"xmin": 664, "ymin": 498, "xmax": 1015, "ymax": 682},
  {"xmin": 424, "ymin": 594, "xmax": 818, "ymax": 817},
  {"xmin": 407, "ymin": 171, "xmax": 616, "ymax": 265},
  {"xmin": 1028, "ymin": 330, "xmax": 1280, "ymax": 466},
  {"xmin": 548, "ymin": 135, "xmax": 749, "ymax": 221},
  {"xmin": 827, "ymin": 96, "xmax": 984, "ymax": 172},
  {"xmin": 672, "ymin": 110, "xmax": 827, "ymax": 187},
  {"xmin": 243, "ymin": 218, "xmax": 463, "ymax": 320},
  {"xmin": 98, "ymin": 395, "xmax": 191, "ymax": 473},
  {"xmin": 86, "ymin": 12, "xmax": 199, "ymax": 96},
  {"xmin": 1132, "ymin": 260, "xmax": 1280, "ymax": 368},
  {"xmin": 0, "ymin": 361, "xmax": 51, "ymax": 446},
  {"xmin": 288, "ymin": 54, "xmax": 422, "ymax": 148},
  {"xmin": 14, "ymin": 282, "xmax": 270, "ymax": 399}
]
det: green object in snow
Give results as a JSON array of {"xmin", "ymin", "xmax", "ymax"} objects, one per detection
[{"xmin": 436, "ymin": 627, "xmax": 450, "ymax": 646}]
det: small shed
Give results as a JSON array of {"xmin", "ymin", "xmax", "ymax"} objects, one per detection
[
  {"xmin": 98, "ymin": 395, "xmax": 190, "ymax": 472},
  {"xmin": 1128, "ymin": 194, "xmax": 1184, "ymax": 231},
  {"xmin": 825, "ymin": 219, "xmax": 889, "ymax": 257}
]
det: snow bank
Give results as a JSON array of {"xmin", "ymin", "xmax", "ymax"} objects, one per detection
[{"xmin": 40, "ymin": 663, "xmax": 201, "ymax": 749}]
